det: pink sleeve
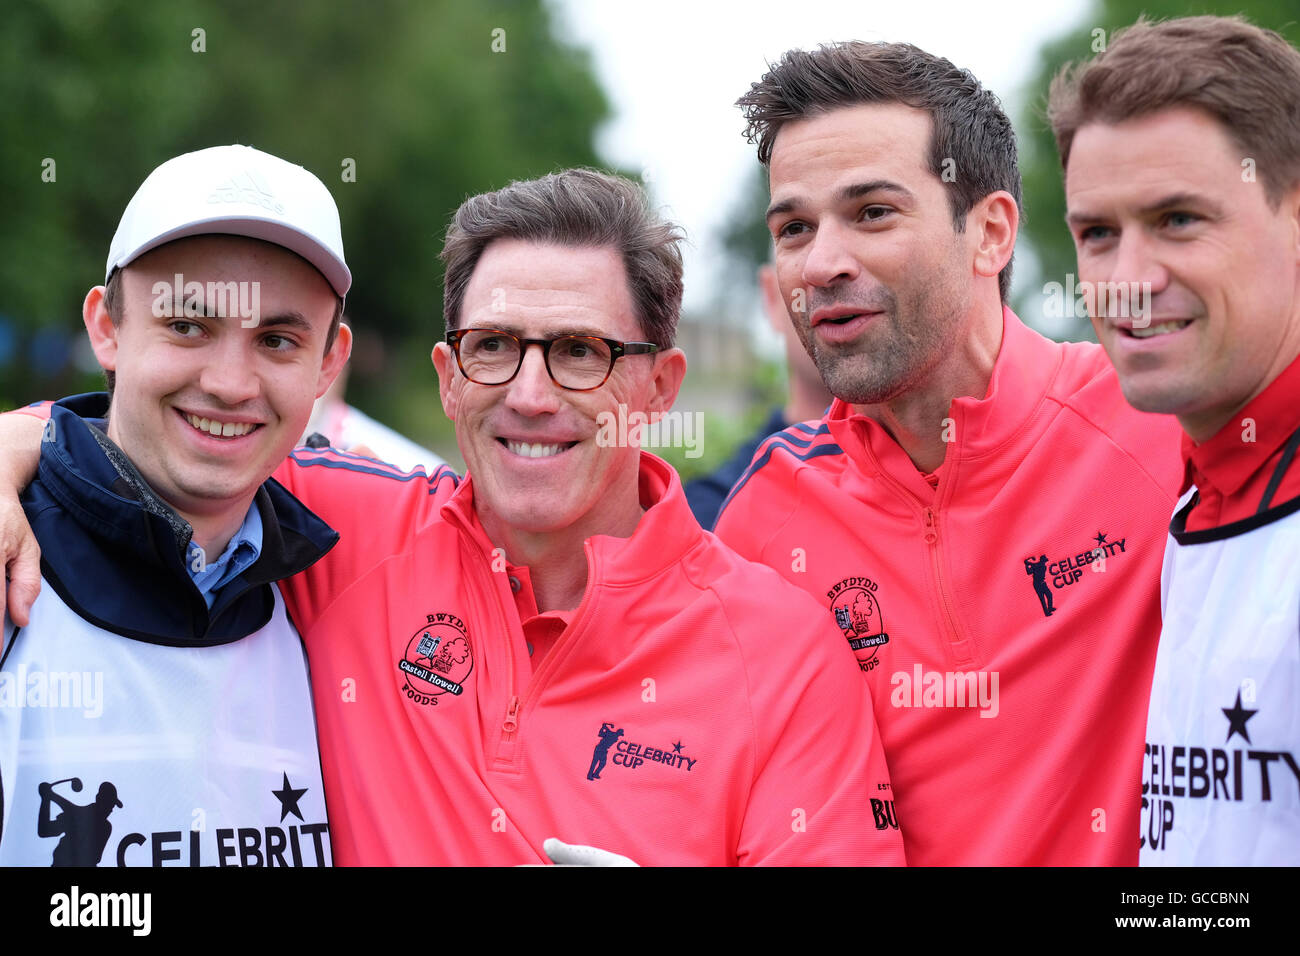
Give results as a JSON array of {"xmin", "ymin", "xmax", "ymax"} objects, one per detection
[
  {"xmin": 730, "ymin": 578, "xmax": 906, "ymax": 866},
  {"xmin": 713, "ymin": 483, "xmax": 769, "ymax": 564},
  {"xmin": 713, "ymin": 451, "xmax": 796, "ymax": 567},
  {"xmin": 272, "ymin": 447, "xmax": 458, "ymax": 634},
  {"xmin": 4, "ymin": 401, "xmax": 53, "ymax": 421}
]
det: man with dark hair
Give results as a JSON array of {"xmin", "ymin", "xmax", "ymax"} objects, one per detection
[
  {"xmin": 739, "ymin": 42, "xmax": 1022, "ymax": 303},
  {"xmin": 2, "ymin": 168, "xmax": 905, "ymax": 866},
  {"xmin": 264, "ymin": 168, "xmax": 902, "ymax": 865},
  {"xmin": 1050, "ymin": 14, "xmax": 1300, "ymax": 865},
  {"xmin": 714, "ymin": 41, "xmax": 1185, "ymax": 865},
  {"xmin": 441, "ymin": 167, "xmax": 683, "ymax": 350}
]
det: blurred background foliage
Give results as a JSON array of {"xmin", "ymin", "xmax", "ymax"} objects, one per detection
[
  {"xmin": 0, "ymin": 0, "xmax": 610, "ymax": 465},
  {"xmin": 4, "ymin": 0, "xmax": 1299, "ymax": 474}
]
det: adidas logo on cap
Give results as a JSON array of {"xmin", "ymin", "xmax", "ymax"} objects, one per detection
[
  {"xmin": 207, "ymin": 169, "xmax": 285, "ymax": 215},
  {"xmin": 106, "ymin": 145, "xmax": 351, "ymax": 296}
]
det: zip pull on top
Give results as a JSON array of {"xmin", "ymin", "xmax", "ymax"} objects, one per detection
[{"xmin": 503, "ymin": 695, "xmax": 520, "ymax": 734}]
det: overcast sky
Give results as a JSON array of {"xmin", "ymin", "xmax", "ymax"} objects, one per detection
[{"xmin": 552, "ymin": 0, "xmax": 1092, "ymax": 331}]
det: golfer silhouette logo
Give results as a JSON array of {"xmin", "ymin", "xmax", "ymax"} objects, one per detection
[
  {"xmin": 1024, "ymin": 554, "xmax": 1055, "ymax": 618},
  {"xmin": 587, "ymin": 723, "xmax": 624, "ymax": 781},
  {"xmin": 37, "ymin": 777, "xmax": 122, "ymax": 866}
]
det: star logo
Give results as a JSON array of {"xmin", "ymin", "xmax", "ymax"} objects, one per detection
[
  {"xmin": 1094, "ymin": 532, "xmax": 1109, "ymax": 546},
  {"xmin": 272, "ymin": 772, "xmax": 308, "ymax": 822},
  {"xmin": 672, "ymin": 741, "xmax": 684, "ymax": 754},
  {"xmin": 1222, "ymin": 690, "xmax": 1258, "ymax": 744}
]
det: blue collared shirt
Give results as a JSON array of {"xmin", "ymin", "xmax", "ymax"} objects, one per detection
[{"xmin": 186, "ymin": 504, "xmax": 264, "ymax": 608}]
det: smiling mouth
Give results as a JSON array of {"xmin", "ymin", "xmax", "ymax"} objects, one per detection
[
  {"xmin": 498, "ymin": 438, "xmax": 579, "ymax": 458},
  {"xmin": 181, "ymin": 411, "xmax": 262, "ymax": 439},
  {"xmin": 1122, "ymin": 320, "xmax": 1192, "ymax": 339}
]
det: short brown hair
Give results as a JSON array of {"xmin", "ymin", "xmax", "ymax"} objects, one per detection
[
  {"xmin": 737, "ymin": 41, "xmax": 1022, "ymax": 301},
  {"xmin": 440, "ymin": 168, "xmax": 684, "ymax": 348},
  {"xmin": 1049, "ymin": 15, "xmax": 1300, "ymax": 205},
  {"xmin": 100, "ymin": 252, "xmax": 343, "ymax": 398}
]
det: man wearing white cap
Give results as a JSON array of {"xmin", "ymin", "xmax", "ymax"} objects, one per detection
[
  {"xmin": 3, "ymin": 167, "xmax": 905, "ymax": 868},
  {"xmin": 0, "ymin": 145, "xmax": 351, "ymax": 866}
]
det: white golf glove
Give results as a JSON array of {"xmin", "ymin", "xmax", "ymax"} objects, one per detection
[{"xmin": 542, "ymin": 837, "xmax": 639, "ymax": 867}]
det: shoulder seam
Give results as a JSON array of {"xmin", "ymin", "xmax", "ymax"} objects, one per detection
[
  {"xmin": 1042, "ymin": 394, "xmax": 1179, "ymax": 504},
  {"xmin": 716, "ymin": 425, "xmax": 843, "ymax": 524},
  {"xmin": 288, "ymin": 450, "xmax": 459, "ymax": 489}
]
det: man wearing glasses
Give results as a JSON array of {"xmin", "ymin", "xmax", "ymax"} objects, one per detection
[
  {"xmin": 270, "ymin": 168, "xmax": 902, "ymax": 865},
  {"xmin": 2, "ymin": 168, "xmax": 903, "ymax": 865}
]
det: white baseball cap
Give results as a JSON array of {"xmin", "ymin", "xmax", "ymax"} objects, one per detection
[{"xmin": 105, "ymin": 144, "xmax": 351, "ymax": 297}]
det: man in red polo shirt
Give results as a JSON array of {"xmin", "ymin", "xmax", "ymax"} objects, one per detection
[
  {"xmin": 715, "ymin": 41, "xmax": 1185, "ymax": 864},
  {"xmin": 1050, "ymin": 15, "xmax": 1300, "ymax": 864}
]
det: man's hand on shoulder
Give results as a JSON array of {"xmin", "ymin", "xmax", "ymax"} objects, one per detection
[{"xmin": 0, "ymin": 408, "xmax": 48, "ymax": 625}]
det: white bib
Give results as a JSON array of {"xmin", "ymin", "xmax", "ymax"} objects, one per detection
[
  {"xmin": 1, "ymin": 583, "xmax": 330, "ymax": 867},
  {"xmin": 1140, "ymin": 489, "xmax": 1300, "ymax": 865}
]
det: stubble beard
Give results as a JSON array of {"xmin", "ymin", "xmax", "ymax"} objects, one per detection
[{"xmin": 800, "ymin": 276, "xmax": 969, "ymax": 407}]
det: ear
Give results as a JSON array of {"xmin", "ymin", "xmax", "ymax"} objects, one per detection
[
  {"xmin": 970, "ymin": 190, "xmax": 1020, "ymax": 283},
  {"xmin": 83, "ymin": 286, "xmax": 120, "ymax": 372},
  {"xmin": 645, "ymin": 346, "xmax": 688, "ymax": 418},
  {"xmin": 315, "ymin": 321, "xmax": 353, "ymax": 399},
  {"xmin": 1286, "ymin": 180, "xmax": 1300, "ymax": 265},
  {"xmin": 432, "ymin": 342, "xmax": 459, "ymax": 421}
]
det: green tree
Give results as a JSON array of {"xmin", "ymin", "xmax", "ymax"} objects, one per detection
[
  {"xmin": 716, "ymin": 161, "xmax": 774, "ymax": 302},
  {"xmin": 0, "ymin": 0, "xmax": 610, "ymax": 449}
]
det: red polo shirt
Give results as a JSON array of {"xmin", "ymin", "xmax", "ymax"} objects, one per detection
[
  {"xmin": 715, "ymin": 308, "xmax": 1186, "ymax": 865},
  {"xmin": 1181, "ymin": 353, "xmax": 1300, "ymax": 531}
]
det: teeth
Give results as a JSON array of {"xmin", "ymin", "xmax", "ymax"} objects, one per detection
[
  {"xmin": 1129, "ymin": 320, "xmax": 1190, "ymax": 339},
  {"xmin": 506, "ymin": 440, "xmax": 566, "ymax": 458},
  {"xmin": 185, "ymin": 413, "xmax": 255, "ymax": 438}
]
